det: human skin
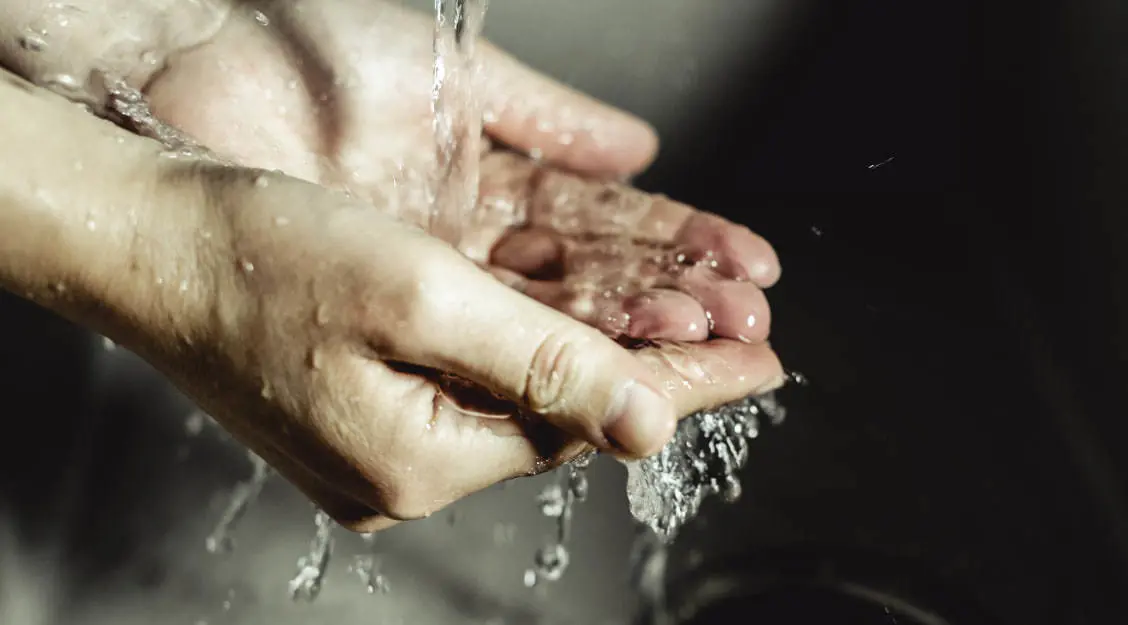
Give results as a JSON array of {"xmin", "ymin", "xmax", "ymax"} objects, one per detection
[{"xmin": 0, "ymin": 0, "xmax": 784, "ymax": 531}]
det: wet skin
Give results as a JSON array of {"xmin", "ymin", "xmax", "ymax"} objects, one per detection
[{"xmin": 0, "ymin": 0, "xmax": 784, "ymax": 531}]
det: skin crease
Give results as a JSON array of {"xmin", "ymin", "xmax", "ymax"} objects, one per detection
[{"xmin": 0, "ymin": 0, "xmax": 785, "ymax": 531}]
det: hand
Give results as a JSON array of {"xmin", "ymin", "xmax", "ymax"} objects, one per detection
[
  {"xmin": 0, "ymin": 0, "xmax": 786, "ymax": 531},
  {"xmin": 137, "ymin": 0, "xmax": 781, "ymax": 345}
]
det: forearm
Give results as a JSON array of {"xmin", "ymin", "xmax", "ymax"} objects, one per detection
[{"xmin": 0, "ymin": 66, "xmax": 210, "ymax": 351}]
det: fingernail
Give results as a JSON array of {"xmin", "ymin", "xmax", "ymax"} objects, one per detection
[
  {"xmin": 603, "ymin": 381, "xmax": 676, "ymax": 457},
  {"xmin": 755, "ymin": 373, "xmax": 788, "ymax": 394}
]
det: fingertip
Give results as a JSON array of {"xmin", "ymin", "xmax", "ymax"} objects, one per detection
[{"xmin": 602, "ymin": 380, "xmax": 677, "ymax": 458}]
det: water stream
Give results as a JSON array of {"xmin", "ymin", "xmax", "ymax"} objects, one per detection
[{"xmin": 429, "ymin": 0, "xmax": 489, "ymax": 248}]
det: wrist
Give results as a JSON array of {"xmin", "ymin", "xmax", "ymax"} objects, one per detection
[{"xmin": 0, "ymin": 68, "xmax": 214, "ymax": 357}]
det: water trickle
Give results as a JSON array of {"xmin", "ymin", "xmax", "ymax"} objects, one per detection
[
  {"xmin": 206, "ymin": 450, "xmax": 273, "ymax": 554},
  {"xmin": 429, "ymin": 0, "xmax": 489, "ymax": 247},
  {"xmin": 101, "ymin": 77, "xmax": 215, "ymax": 160},
  {"xmin": 288, "ymin": 510, "xmax": 335, "ymax": 601},
  {"xmin": 523, "ymin": 451, "xmax": 594, "ymax": 586},
  {"xmin": 349, "ymin": 533, "xmax": 390, "ymax": 595}
]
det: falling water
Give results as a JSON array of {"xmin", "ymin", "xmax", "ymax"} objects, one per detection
[
  {"xmin": 348, "ymin": 532, "xmax": 391, "ymax": 595},
  {"xmin": 205, "ymin": 449, "xmax": 274, "ymax": 555},
  {"xmin": 429, "ymin": 0, "xmax": 489, "ymax": 247},
  {"xmin": 288, "ymin": 509, "xmax": 335, "ymax": 601},
  {"xmin": 523, "ymin": 451, "xmax": 595, "ymax": 587}
]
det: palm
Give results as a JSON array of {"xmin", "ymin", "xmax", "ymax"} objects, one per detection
[{"xmin": 144, "ymin": 0, "xmax": 776, "ymax": 343}]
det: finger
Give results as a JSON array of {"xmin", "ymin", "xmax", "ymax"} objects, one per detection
[
  {"xmin": 667, "ymin": 267, "xmax": 772, "ymax": 343},
  {"xmin": 675, "ymin": 213, "xmax": 781, "ymax": 287},
  {"xmin": 481, "ymin": 44, "xmax": 659, "ymax": 178},
  {"xmin": 622, "ymin": 290, "xmax": 710, "ymax": 341},
  {"xmin": 353, "ymin": 365, "xmax": 586, "ymax": 516},
  {"xmin": 387, "ymin": 244, "xmax": 678, "ymax": 458},
  {"xmin": 481, "ymin": 155, "xmax": 781, "ymax": 289},
  {"xmin": 636, "ymin": 340, "xmax": 786, "ymax": 415},
  {"xmin": 490, "ymin": 228, "xmax": 564, "ymax": 278},
  {"xmin": 489, "ymin": 265, "xmax": 709, "ymax": 342}
]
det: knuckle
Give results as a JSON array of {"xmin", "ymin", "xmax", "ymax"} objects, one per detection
[{"xmin": 524, "ymin": 328, "xmax": 592, "ymax": 415}]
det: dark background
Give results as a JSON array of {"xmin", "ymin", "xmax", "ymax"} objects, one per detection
[{"xmin": 636, "ymin": 0, "xmax": 1128, "ymax": 623}]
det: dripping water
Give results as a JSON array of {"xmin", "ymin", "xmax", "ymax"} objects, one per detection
[
  {"xmin": 205, "ymin": 449, "xmax": 274, "ymax": 555},
  {"xmin": 288, "ymin": 509, "xmax": 335, "ymax": 601},
  {"xmin": 523, "ymin": 451, "xmax": 594, "ymax": 587}
]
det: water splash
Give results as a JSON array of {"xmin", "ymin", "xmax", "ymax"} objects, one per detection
[
  {"xmin": 205, "ymin": 449, "xmax": 273, "ymax": 555},
  {"xmin": 288, "ymin": 510, "xmax": 335, "ymax": 601},
  {"xmin": 623, "ymin": 393, "xmax": 787, "ymax": 543}
]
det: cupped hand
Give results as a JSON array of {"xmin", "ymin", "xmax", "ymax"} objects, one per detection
[
  {"xmin": 0, "ymin": 0, "xmax": 786, "ymax": 530},
  {"xmin": 173, "ymin": 164, "xmax": 784, "ymax": 531},
  {"xmin": 138, "ymin": 0, "xmax": 781, "ymax": 345}
]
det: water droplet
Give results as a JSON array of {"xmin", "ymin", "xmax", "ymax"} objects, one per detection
[
  {"xmin": 533, "ymin": 543, "xmax": 570, "ymax": 582},
  {"xmin": 286, "ymin": 79, "xmax": 299, "ymax": 90},
  {"xmin": 18, "ymin": 32, "xmax": 46, "ymax": 52},
  {"xmin": 140, "ymin": 50, "xmax": 158, "ymax": 66},
  {"xmin": 253, "ymin": 10, "xmax": 270, "ymax": 26},
  {"xmin": 568, "ymin": 470, "xmax": 589, "ymax": 501},
  {"xmin": 261, "ymin": 380, "xmax": 273, "ymax": 399},
  {"xmin": 179, "ymin": 279, "xmax": 189, "ymax": 293},
  {"xmin": 254, "ymin": 175, "xmax": 269, "ymax": 188},
  {"xmin": 44, "ymin": 74, "xmax": 82, "ymax": 94},
  {"xmin": 537, "ymin": 484, "xmax": 565, "ymax": 518},
  {"xmin": 239, "ymin": 259, "xmax": 255, "ymax": 274},
  {"xmin": 102, "ymin": 336, "xmax": 116, "ymax": 351},
  {"xmin": 722, "ymin": 475, "xmax": 742, "ymax": 503},
  {"xmin": 528, "ymin": 147, "xmax": 544, "ymax": 161},
  {"xmin": 307, "ymin": 348, "xmax": 322, "ymax": 370},
  {"xmin": 522, "ymin": 569, "xmax": 538, "ymax": 588},
  {"xmin": 52, "ymin": 282, "xmax": 66, "ymax": 294},
  {"xmin": 810, "ymin": 226, "xmax": 823, "ymax": 237},
  {"xmin": 85, "ymin": 218, "xmax": 96, "ymax": 231},
  {"xmin": 185, "ymin": 411, "xmax": 206, "ymax": 435}
]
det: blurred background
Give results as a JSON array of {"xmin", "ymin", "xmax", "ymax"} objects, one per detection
[{"xmin": 2, "ymin": 0, "xmax": 1127, "ymax": 623}]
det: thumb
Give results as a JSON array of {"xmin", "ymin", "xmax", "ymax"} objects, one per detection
[
  {"xmin": 397, "ymin": 249, "xmax": 677, "ymax": 458},
  {"xmin": 481, "ymin": 44, "xmax": 660, "ymax": 179}
]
